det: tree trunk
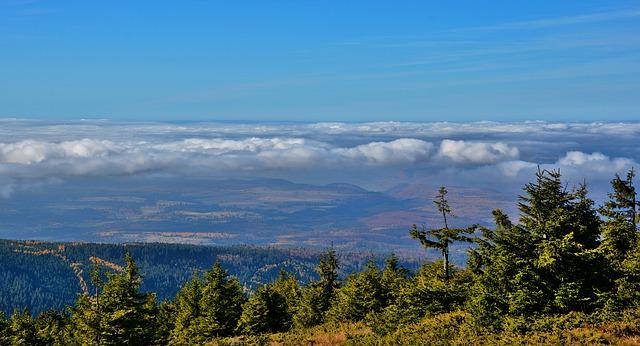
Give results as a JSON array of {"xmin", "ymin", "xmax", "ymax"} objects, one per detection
[{"xmin": 443, "ymin": 246, "xmax": 449, "ymax": 280}]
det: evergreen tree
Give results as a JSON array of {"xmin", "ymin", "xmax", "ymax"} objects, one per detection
[
  {"xmin": 469, "ymin": 169, "xmax": 605, "ymax": 326},
  {"xmin": 410, "ymin": 186, "xmax": 475, "ymax": 280},
  {"xmin": 34, "ymin": 310, "xmax": 70, "ymax": 346},
  {"xmin": 328, "ymin": 261, "xmax": 385, "ymax": 322},
  {"xmin": 270, "ymin": 270, "xmax": 302, "ymax": 329},
  {"xmin": 169, "ymin": 262, "xmax": 245, "ymax": 344},
  {"xmin": 600, "ymin": 169, "xmax": 638, "ymax": 263},
  {"xmin": 371, "ymin": 260, "xmax": 471, "ymax": 334},
  {"xmin": 9, "ymin": 309, "xmax": 40, "ymax": 346},
  {"xmin": 599, "ymin": 169, "xmax": 640, "ymax": 307},
  {"xmin": 293, "ymin": 248, "xmax": 340, "ymax": 328},
  {"xmin": 380, "ymin": 254, "xmax": 409, "ymax": 304},
  {"xmin": 0, "ymin": 312, "xmax": 10, "ymax": 345},
  {"xmin": 70, "ymin": 253, "xmax": 158, "ymax": 345},
  {"xmin": 153, "ymin": 300, "xmax": 175, "ymax": 345},
  {"xmin": 238, "ymin": 284, "xmax": 289, "ymax": 335}
]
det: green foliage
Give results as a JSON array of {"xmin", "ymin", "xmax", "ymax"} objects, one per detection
[
  {"xmin": 237, "ymin": 270, "xmax": 302, "ymax": 335},
  {"xmin": 238, "ymin": 284, "xmax": 288, "ymax": 335},
  {"xmin": 70, "ymin": 253, "xmax": 158, "ymax": 345},
  {"xmin": 169, "ymin": 262, "xmax": 245, "ymax": 344},
  {"xmin": 270, "ymin": 271, "xmax": 302, "ymax": 326},
  {"xmin": 293, "ymin": 248, "xmax": 340, "ymax": 328},
  {"xmin": 328, "ymin": 261, "xmax": 386, "ymax": 322},
  {"xmin": 410, "ymin": 186, "xmax": 475, "ymax": 280},
  {"xmin": 34, "ymin": 310, "xmax": 70, "ymax": 346},
  {"xmin": 370, "ymin": 261, "xmax": 471, "ymax": 334},
  {"xmin": 2, "ymin": 169, "xmax": 640, "ymax": 344},
  {"xmin": 468, "ymin": 169, "xmax": 609, "ymax": 326},
  {"xmin": 9, "ymin": 309, "xmax": 40, "ymax": 346},
  {"xmin": 600, "ymin": 169, "xmax": 638, "ymax": 260},
  {"xmin": 0, "ymin": 312, "xmax": 10, "ymax": 345}
]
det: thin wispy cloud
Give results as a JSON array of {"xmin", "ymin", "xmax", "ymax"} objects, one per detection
[{"xmin": 478, "ymin": 8, "xmax": 640, "ymax": 31}]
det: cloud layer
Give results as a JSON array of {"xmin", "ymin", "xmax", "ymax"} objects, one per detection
[{"xmin": 0, "ymin": 120, "xmax": 638, "ymax": 196}]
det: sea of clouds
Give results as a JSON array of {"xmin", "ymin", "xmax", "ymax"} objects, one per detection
[{"xmin": 0, "ymin": 119, "xmax": 638, "ymax": 197}]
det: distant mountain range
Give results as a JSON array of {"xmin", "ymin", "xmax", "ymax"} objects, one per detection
[{"xmin": 0, "ymin": 176, "xmax": 514, "ymax": 258}]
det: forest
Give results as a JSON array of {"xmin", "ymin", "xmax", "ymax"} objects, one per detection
[
  {"xmin": 0, "ymin": 240, "xmax": 407, "ymax": 316},
  {"xmin": 1, "ymin": 168, "xmax": 640, "ymax": 345}
]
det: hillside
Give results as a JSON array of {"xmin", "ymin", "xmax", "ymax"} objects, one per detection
[
  {"xmin": 0, "ymin": 239, "xmax": 418, "ymax": 316},
  {"xmin": 1, "ymin": 169, "xmax": 640, "ymax": 345}
]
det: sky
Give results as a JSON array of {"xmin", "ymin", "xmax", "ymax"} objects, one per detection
[{"xmin": 1, "ymin": 1, "xmax": 639, "ymax": 122}]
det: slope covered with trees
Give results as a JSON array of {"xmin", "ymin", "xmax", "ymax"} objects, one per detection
[
  {"xmin": 1, "ymin": 168, "xmax": 640, "ymax": 345},
  {"xmin": 0, "ymin": 241, "xmax": 409, "ymax": 316}
]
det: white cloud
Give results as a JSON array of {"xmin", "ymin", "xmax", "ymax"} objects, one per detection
[
  {"xmin": 336, "ymin": 139, "xmax": 433, "ymax": 165},
  {"xmin": 496, "ymin": 151, "xmax": 638, "ymax": 179},
  {"xmin": 0, "ymin": 139, "xmax": 119, "ymax": 164},
  {"xmin": 0, "ymin": 120, "xmax": 639, "ymax": 197},
  {"xmin": 0, "ymin": 137, "xmax": 439, "ymax": 188},
  {"xmin": 437, "ymin": 140, "xmax": 519, "ymax": 164},
  {"xmin": 497, "ymin": 160, "xmax": 538, "ymax": 177},
  {"xmin": 557, "ymin": 151, "xmax": 636, "ymax": 173}
]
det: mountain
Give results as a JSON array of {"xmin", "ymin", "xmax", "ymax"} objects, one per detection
[
  {"xmin": 0, "ymin": 177, "xmax": 512, "ymax": 257},
  {"xmin": 0, "ymin": 239, "xmax": 419, "ymax": 315}
]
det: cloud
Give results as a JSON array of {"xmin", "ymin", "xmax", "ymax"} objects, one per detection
[
  {"xmin": 557, "ymin": 151, "xmax": 636, "ymax": 173},
  {"xmin": 480, "ymin": 9, "xmax": 640, "ymax": 31},
  {"xmin": 0, "ymin": 139, "xmax": 120, "ymax": 165},
  {"xmin": 337, "ymin": 139, "xmax": 433, "ymax": 165},
  {"xmin": 437, "ymin": 140, "xmax": 519, "ymax": 164},
  {"xmin": 497, "ymin": 151, "xmax": 638, "ymax": 179},
  {"xmin": 497, "ymin": 160, "xmax": 538, "ymax": 178},
  {"xmin": 0, "ymin": 137, "xmax": 440, "ymax": 188},
  {"xmin": 0, "ymin": 120, "xmax": 639, "ymax": 198}
]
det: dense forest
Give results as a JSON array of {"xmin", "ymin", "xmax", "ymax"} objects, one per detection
[
  {"xmin": 0, "ymin": 240, "xmax": 412, "ymax": 316},
  {"xmin": 2, "ymin": 168, "xmax": 640, "ymax": 345}
]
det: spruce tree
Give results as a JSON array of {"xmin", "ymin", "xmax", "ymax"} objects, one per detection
[
  {"xmin": 70, "ymin": 253, "xmax": 158, "ymax": 345},
  {"xmin": 9, "ymin": 309, "xmax": 40, "ymax": 346},
  {"xmin": 169, "ymin": 262, "xmax": 245, "ymax": 344},
  {"xmin": 34, "ymin": 310, "xmax": 70, "ymax": 346},
  {"xmin": 410, "ymin": 186, "xmax": 475, "ymax": 280},
  {"xmin": 599, "ymin": 168, "xmax": 638, "ymax": 263},
  {"xmin": 237, "ymin": 284, "xmax": 289, "ymax": 335},
  {"xmin": 328, "ymin": 261, "xmax": 385, "ymax": 322},
  {"xmin": 293, "ymin": 248, "xmax": 340, "ymax": 327},
  {"xmin": 599, "ymin": 168, "xmax": 640, "ymax": 306},
  {"xmin": 0, "ymin": 312, "xmax": 10, "ymax": 345},
  {"xmin": 469, "ymin": 169, "xmax": 605, "ymax": 325},
  {"xmin": 270, "ymin": 270, "xmax": 302, "ymax": 329}
]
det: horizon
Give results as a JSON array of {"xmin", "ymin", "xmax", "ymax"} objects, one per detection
[{"xmin": 1, "ymin": 1, "xmax": 639, "ymax": 252}]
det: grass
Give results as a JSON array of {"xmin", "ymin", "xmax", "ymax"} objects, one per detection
[{"xmin": 211, "ymin": 309, "xmax": 640, "ymax": 345}]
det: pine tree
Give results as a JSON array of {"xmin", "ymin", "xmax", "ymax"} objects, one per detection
[
  {"xmin": 469, "ymin": 169, "xmax": 605, "ymax": 325},
  {"xmin": 34, "ymin": 310, "xmax": 70, "ymax": 346},
  {"xmin": 410, "ymin": 186, "xmax": 475, "ymax": 280},
  {"xmin": 270, "ymin": 270, "xmax": 302, "ymax": 329},
  {"xmin": 328, "ymin": 261, "xmax": 385, "ymax": 322},
  {"xmin": 599, "ymin": 168, "xmax": 640, "ymax": 307},
  {"xmin": 238, "ymin": 284, "xmax": 289, "ymax": 335},
  {"xmin": 0, "ymin": 312, "xmax": 10, "ymax": 345},
  {"xmin": 169, "ymin": 262, "xmax": 245, "ymax": 344},
  {"xmin": 599, "ymin": 169, "xmax": 638, "ymax": 263},
  {"xmin": 9, "ymin": 309, "xmax": 40, "ymax": 346},
  {"xmin": 70, "ymin": 253, "xmax": 158, "ymax": 345},
  {"xmin": 293, "ymin": 248, "xmax": 340, "ymax": 327}
]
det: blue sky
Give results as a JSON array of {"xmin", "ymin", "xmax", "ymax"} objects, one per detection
[{"xmin": 1, "ymin": 1, "xmax": 639, "ymax": 122}]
